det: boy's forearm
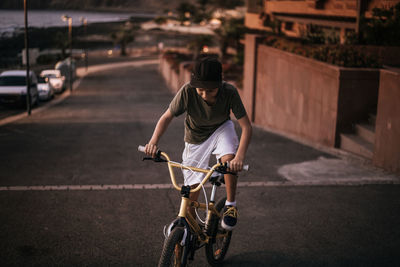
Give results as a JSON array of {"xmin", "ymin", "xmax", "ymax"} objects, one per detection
[
  {"xmin": 236, "ymin": 125, "xmax": 252, "ymax": 159},
  {"xmin": 149, "ymin": 123, "xmax": 164, "ymax": 145},
  {"xmin": 235, "ymin": 115, "xmax": 252, "ymax": 160},
  {"xmin": 149, "ymin": 109, "xmax": 173, "ymax": 145}
]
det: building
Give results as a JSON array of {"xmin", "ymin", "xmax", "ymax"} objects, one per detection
[
  {"xmin": 245, "ymin": 0, "xmax": 400, "ymax": 43},
  {"xmin": 242, "ymin": 0, "xmax": 400, "ymax": 173}
]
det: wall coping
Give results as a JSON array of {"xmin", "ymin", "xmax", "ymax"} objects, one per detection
[{"xmin": 380, "ymin": 68, "xmax": 400, "ymax": 75}]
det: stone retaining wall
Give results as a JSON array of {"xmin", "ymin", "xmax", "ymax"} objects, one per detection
[{"xmin": 243, "ymin": 38, "xmax": 379, "ymax": 147}]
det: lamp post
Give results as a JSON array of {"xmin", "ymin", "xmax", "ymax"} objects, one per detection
[
  {"xmin": 184, "ymin": 12, "xmax": 191, "ymax": 33},
  {"xmin": 80, "ymin": 17, "xmax": 88, "ymax": 71},
  {"xmin": 24, "ymin": 0, "xmax": 31, "ymax": 115},
  {"xmin": 62, "ymin": 15, "xmax": 73, "ymax": 92}
]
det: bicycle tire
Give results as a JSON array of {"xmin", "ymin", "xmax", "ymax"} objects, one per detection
[
  {"xmin": 205, "ymin": 197, "xmax": 232, "ymax": 266},
  {"xmin": 158, "ymin": 226, "xmax": 186, "ymax": 267}
]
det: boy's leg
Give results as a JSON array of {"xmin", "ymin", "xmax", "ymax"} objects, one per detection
[
  {"xmin": 220, "ymin": 153, "xmax": 239, "ymax": 231},
  {"xmin": 220, "ymin": 154, "xmax": 237, "ymax": 202}
]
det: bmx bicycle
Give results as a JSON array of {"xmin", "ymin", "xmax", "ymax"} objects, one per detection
[{"xmin": 138, "ymin": 145, "xmax": 248, "ymax": 267}]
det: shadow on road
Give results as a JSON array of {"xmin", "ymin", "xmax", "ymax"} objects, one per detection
[{"xmin": 225, "ymin": 250, "xmax": 399, "ymax": 267}]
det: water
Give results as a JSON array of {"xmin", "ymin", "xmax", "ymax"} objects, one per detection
[{"xmin": 0, "ymin": 9, "xmax": 155, "ymax": 36}]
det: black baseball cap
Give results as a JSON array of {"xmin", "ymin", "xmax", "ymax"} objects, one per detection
[{"xmin": 190, "ymin": 57, "xmax": 222, "ymax": 89}]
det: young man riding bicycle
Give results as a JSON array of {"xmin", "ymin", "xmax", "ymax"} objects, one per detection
[{"xmin": 145, "ymin": 56, "xmax": 252, "ymax": 230}]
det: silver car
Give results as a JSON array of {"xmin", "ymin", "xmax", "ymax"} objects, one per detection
[
  {"xmin": 0, "ymin": 70, "xmax": 39, "ymax": 107},
  {"xmin": 40, "ymin": 69, "xmax": 65, "ymax": 93},
  {"xmin": 37, "ymin": 75, "xmax": 54, "ymax": 101}
]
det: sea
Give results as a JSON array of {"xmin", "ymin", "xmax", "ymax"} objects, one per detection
[{"xmin": 0, "ymin": 9, "xmax": 156, "ymax": 37}]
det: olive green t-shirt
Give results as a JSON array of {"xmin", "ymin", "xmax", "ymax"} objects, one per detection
[{"xmin": 169, "ymin": 81, "xmax": 247, "ymax": 144}]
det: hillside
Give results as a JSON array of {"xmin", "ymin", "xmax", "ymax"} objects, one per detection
[{"xmin": 0, "ymin": 0, "xmax": 180, "ymax": 13}]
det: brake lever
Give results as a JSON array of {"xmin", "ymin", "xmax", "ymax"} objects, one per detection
[
  {"xmin": 215, "ymin": 163, "xmax": 237, "ymax": 175},
  {"xmin": 215, "ymin": 164, "xmax": 229, "ymax": 174}
]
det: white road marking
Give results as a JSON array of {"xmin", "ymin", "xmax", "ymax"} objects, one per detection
[{"xmin": 0, "ymin": 180, "xmax": 399, "ymax": 191}]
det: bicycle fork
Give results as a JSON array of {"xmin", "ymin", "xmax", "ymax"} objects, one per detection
[{"xmin": 164, "ymin": 183, "xmax": 220, "ymax": 266}]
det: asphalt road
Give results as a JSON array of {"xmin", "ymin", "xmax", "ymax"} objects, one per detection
[{"xmin": 0, "ymin": 58, "xmax": 399, "ymax": 266}]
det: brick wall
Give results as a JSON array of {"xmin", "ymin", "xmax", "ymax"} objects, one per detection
[
  {"xmin": 243, "ymin": 36, "xmax": 380, "ymax": 147},
  {"xmin": 253, "ymin": 44, "xmax": 340, "ymax": 146}
]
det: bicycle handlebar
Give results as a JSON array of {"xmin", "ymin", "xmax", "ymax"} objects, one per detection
[
  {"xmin": 138, "ymin": 145, "xmax": 249, "ymax": 171},
  {"xmin": 138, "ymin": 145, "xmax": 249, "ymax": 192}
]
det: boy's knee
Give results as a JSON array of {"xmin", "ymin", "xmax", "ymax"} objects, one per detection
[{"xmin": 220, "ymin": 154, "xmax": 235, "ymax": 163}]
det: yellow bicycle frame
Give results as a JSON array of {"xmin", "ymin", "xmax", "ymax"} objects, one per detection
[{"xmin": 160, "ymin": 151, "xmax": 228, "ymax": 242}]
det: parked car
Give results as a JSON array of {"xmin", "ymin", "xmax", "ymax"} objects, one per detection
[
  {"xmin": 40, "ymin": 69, "xmax": 65, "ymax": 93},
  {"xmin": 55, "ymin": 58, "xmax": 76, "ymax": 86},
  {"xmin": 37, "ymin": 75, "xmax": 54, "ymax": 101},
  {"xmin": 0, "ymin": 70, "xmax": 39, "ymax": 107}
]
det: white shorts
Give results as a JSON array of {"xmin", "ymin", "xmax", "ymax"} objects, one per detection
[{"xmin": 182, "ymin": 120, "xmax": 239, "ymax": 186}]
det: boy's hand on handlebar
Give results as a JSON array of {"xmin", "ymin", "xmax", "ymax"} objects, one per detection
[
  {"xmin": 228, "ymin": 156, "xmax": 244, "ymax": 173},
  {"xmin": 145, "ymin": 143, "xmax": 158, "ymax": 158}
]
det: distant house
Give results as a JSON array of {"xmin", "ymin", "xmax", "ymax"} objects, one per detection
[{"xmin": 245, "ymin": 0, "xmax": 400, "ymax": 44}]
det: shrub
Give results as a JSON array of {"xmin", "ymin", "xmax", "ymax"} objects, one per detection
[
  {"xmin": 36, "ymin": 54, "xmax": 61, "ymax": 65},
  {"xmin": 359, "ymin": 3, "xmax": 400, "ymax": 45},
  {"xmin": 261, "ymin": 34, "xmax": 382, "ymax": 68},
  {"xmin": 163, "ymin": 51, "xmax": 192, "ymax": 73},
  {"xmin": 154, "ymin": 16, "xmax": 167, "ymax": 25}
]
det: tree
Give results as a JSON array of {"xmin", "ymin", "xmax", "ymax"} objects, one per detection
[
  {"xmin": 176, "ymin": 2, "xmax": 197, "ymax": 25},
  {"xmin": 194, "ymin": 0, "xmax": 213, "ymax": 23},
  {"xmin": 211, "ymin": 0, "xmax": 244, "ymax": 9},
  {"xmin": 54, "ymin": 31, "xmax": 69, "ymax": 59},
  {"xmin": 110, "ymin": 22, "xmax": 137, "ymax": 56},
  {"xmin": 187, "ymin": 34, "xmax": 214, "ymax": 59},
  {"xmin": 214, "ymin": 17, "xmax": 245, "ymax": 60},
  {"xmin": 154, "ymin": 16, "xmax": 168, "ymax": 25},
  {"xmin": 359, "ymin": 2, "xmax": 400, "ymax": 45}
]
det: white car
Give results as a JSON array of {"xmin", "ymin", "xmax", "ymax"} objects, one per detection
[
  {"xmin": 40, "ymin": 69, "xmax": 65, "ymax": 93},
  {"xmin": 37, "ymin": 75, "xmax": 54, "ymax": 101},
  {"xmin": 0, "ymin": 70, "xmax": 39, "ymax": 107}
]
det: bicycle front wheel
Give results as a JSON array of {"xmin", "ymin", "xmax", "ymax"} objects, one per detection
[
  {"xmin": 205, "ymin": 197, "xmax": 232, "ymax": 266},
  {"xmin": 158, "ymin": 226, "xmax": 185, "ymax": 267}
]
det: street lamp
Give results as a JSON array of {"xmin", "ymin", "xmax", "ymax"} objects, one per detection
[
  {"xmin": 61, "ymin": 15, "xmax": 73, "ymax": 92},
  {"xmin": 184, "ymin": 12, "xmax": 191, "ymax": 33},
  {"xmin": 80, "ymin": 17, "xmax": 88, "ymax": 71},
  {"xmin": 24, "ymin": 0, "xmax": 31, "ymax": 115}
]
